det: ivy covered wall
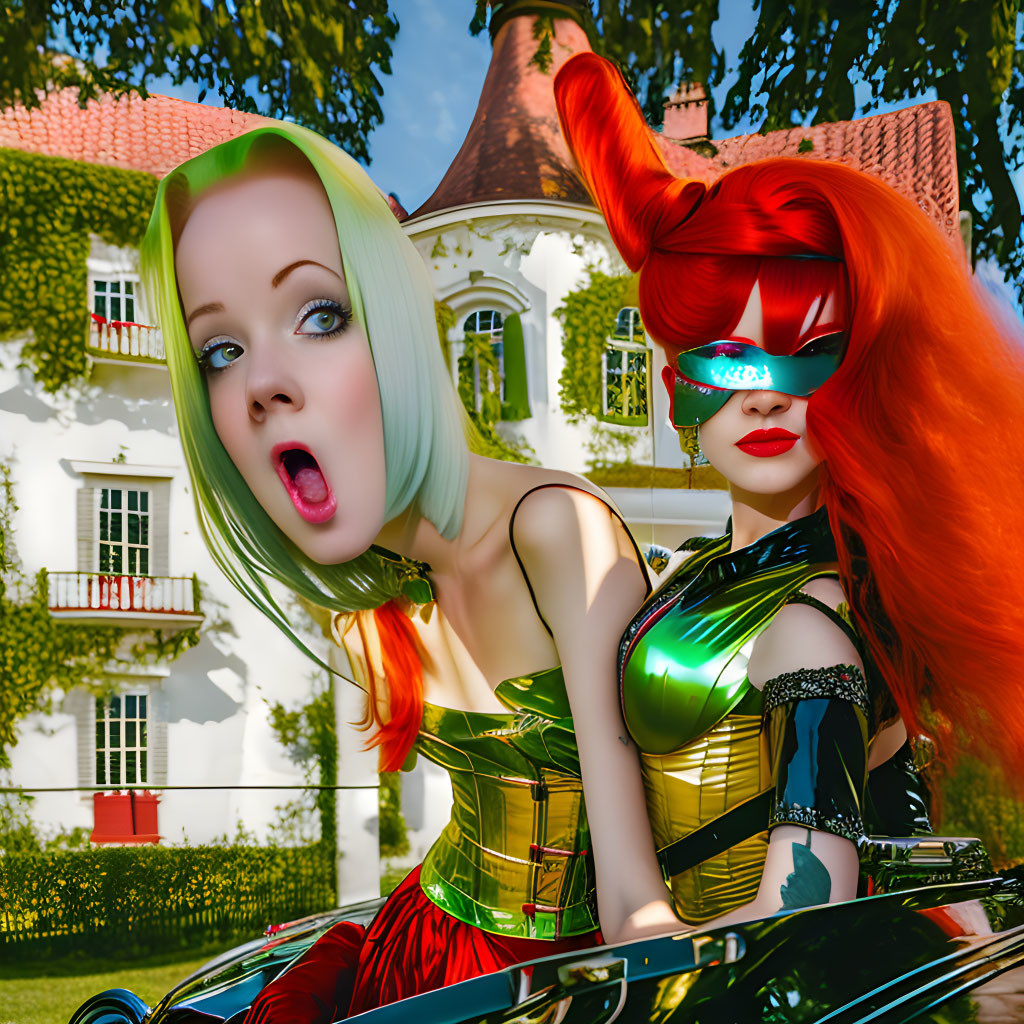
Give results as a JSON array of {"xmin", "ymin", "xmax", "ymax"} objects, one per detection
[
  {"xmin": 0, "ymin": 147, "xmax": 156, "ymax": 392},
  {"xmin": 0, "ymin": 463, "xmax": 198, "ymax": 771},
  {"xmin": 555, "ymin": 268, "xmax": 636, "ymax": 423}
]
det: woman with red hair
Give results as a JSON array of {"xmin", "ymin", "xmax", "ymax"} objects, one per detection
[{"xmin": 554, "ymin": 52, "xmax": 1024, "ymax": 928}]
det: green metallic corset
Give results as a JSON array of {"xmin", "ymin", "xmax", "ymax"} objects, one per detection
[
  {"xmin": 416, "ymin": 666, "xmax": 596, "ymax": 941},
  {"xmin": 618, "ymin": 509, "xmax": 842, "ymax": 924}
]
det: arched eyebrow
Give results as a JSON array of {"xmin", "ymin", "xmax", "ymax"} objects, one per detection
[
  {"xmin": 272, "ymin": 260, "xmax": 344, "ymax": 287},
  {"xmin": 186, "ymin": 302, "xmax": 224, "ymax": 328}
]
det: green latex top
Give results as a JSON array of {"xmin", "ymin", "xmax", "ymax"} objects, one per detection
[
  {"xmin": 619, "ymin": 507, "xmax": 839, "ymax": 754},
  {"xmin": 417, "ymin": 665, "xmax": 596, "ymax": 940}
]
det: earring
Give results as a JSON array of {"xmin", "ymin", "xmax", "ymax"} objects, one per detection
[
  {"xmin": 677, "ymin": 425, "xmax": 701, "ymax": 463},
  {"xmin": 678, "ymin": 425, "xmax": 703, "ymax": 489}
]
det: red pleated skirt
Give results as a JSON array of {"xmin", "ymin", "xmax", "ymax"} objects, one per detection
[{"xmin": 243, "ymin": 866, "xmax": 598, "ymax": 1022}]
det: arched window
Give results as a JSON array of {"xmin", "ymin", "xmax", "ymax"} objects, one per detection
[
  {"xmin": 602, "ymin": 307, "xmax": 649, "ymax": 426},
  {"xmin": 459, "ymin": 309, "xmax": 505, "ymax": 415}
]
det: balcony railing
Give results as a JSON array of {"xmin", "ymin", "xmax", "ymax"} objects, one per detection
[
  {"xmin": 47, "ymin": 572, "xmax": 202, "ymax": 626},
  {"xmin": 87, "ymin": 314, "xmax": 165, "ymax": 365}
]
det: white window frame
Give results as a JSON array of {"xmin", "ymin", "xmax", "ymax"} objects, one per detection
[
  {"xmin": 602, "ymin": 339, "xmax": 651, "ymax": 423},
  {"xmin": 95, "ymin": 690, "xmax": 150, "ymax": 787},
  {"xmin": 97, "ymin": 486, "xmax": 151, "ymax": 576},
  {"xmin": 458, "ymin": 309, "xmax": 506, "ymax": 410},
  {"xmin": 92, "ymin": 276, "xmax": 138, "ymax": 324},
  {"xmin": 87, "ymin": 235, "xmax": 150, "ymax": 326}
]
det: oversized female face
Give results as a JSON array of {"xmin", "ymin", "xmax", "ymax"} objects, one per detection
[
  {"xmin": 683, "ymin": 281, "xmax": 832, "ymax": 500},
  {"xmin": 175, "ymin": 166, "xmax": 388, "ymax": 565}
]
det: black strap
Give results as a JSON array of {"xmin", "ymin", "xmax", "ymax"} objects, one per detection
[
  {"xmin": 785, "ymin": 588, "xmax": 860, "ymax": 648},
  {"xmin": 507, "ymin": 483, "xmax": 651, "ymax": 639},
  {"xmin": 657, "ymin": 789, "xmax": 773, "ymax": 878}
]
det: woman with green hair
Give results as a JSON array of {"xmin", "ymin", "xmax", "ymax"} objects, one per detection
[{"xmin": 141, "ymin": 120, "xmax": 678, "ymax": 1019}]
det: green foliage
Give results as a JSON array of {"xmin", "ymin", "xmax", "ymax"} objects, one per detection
[
  {"xmin": 1, "ymin": 2, "xmax": 398, "ymax": 162},
  {"xmin": 0, "ymin": 573, "xmax": 132, "ymax": 771},
  {"xmin": 378, "ymin": 771, "xmax": 410, "ymax": 858},
  {"xmin": 0, "ymin": 462, "xmax": 199, "ymax": 769},
  {"xmin": 470, "ymin": 2, "xmax": 721, "ymax": 135},
  {"xmin": 435, "ymin": 301, "xmax": 534, "ymax": 464},
  {"xmin": 266, "ymin": 672, "xmax": 338, "ymax": 875},
  {"xmin": 584, "ymin": 424, "xmax": 642, "ymax": 469},
  {"xmin": 719, "ymin": 0, "xmax": 1024, "ymax": 290},
  {"xmin": 939, "ymin": 756, "xmax": 1024, "ymax": 869},
  {"xmin": 0, "ymin": 148, "xmax": 157, "ymax": 392},
  {"xmin": 458, "ymin": 331, "xmax": 504, "ymax": 424},
  {"xmin": 592, "ymin": 0, "xmax": 723, "ymax": 125},
  {"xmin": 556, "ymin": 268, "xmax": 635, "ymax": 423},
  {"xmin": 0, "ymin": 793, "xmax": 93, "ymax": 855},
  {"xmin": 0, "ymin": 842, "xmax": 334, "ymax": 960}
]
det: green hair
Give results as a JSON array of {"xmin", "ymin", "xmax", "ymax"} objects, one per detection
[{"xmin": 140, "ymin": 121, "xmax": 468, "ymax": 634}]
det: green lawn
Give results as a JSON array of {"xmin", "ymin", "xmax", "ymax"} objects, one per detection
[{"xmin": 0, "ymin": 952, "xmax": 214, "ymax": 1024}]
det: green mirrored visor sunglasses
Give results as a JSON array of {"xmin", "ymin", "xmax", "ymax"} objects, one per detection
[{"xmin": 672, "ymin": 333, "xmax": 845, "ymax": 428}]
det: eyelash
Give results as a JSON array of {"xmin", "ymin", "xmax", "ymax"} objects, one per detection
[
  {"xmin": 295, "ymin": 299, "xmax": 353, "ymax": 337},
  {"xmin": 195, "ymin": 298, "xmax": 354, "ymax": 374}
]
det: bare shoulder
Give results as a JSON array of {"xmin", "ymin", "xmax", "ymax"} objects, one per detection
[
  {"xmin": 509, "ymin": 473, "xmax": 621, "ymax": 555},
  {"xmin": 509, "ymin": 476, "xmax": 646, "ymax": 634},
  {"xmin": 747, "ymin": 576, "xmax": 861, "ymax": 690}
]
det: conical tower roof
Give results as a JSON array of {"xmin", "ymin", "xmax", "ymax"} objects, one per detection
[{"xmin": 408, "ymin": 7, "xmax": 593, "ymax": 219}]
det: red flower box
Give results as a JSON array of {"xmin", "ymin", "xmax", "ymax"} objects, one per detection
[{"xmin": 91, "ymin": 791, "xmax": 161, "ymax": 845}]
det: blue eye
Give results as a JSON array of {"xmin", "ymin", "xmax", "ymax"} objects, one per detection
[
  {"xmin": 297, "ymin": 300, "xmax": 352, "ymax": 337},
  {"xmin": 197, "ymin": 339, "xmax": 243, "ymax": 372}
]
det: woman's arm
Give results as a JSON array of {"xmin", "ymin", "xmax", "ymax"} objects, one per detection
[
  {"xmin": 711, "ymin": 578, "xmax": 868, "ymax": 926},
  {"xmin": 511, "ymin": 486, "xmax": 681, "ymax": 942}
]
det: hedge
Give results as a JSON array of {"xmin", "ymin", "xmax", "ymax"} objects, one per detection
[{"xmin": 0, "ymin": 842, "xmax": 334, "ymax": 960}]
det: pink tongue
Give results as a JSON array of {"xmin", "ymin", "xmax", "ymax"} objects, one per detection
[{"xmin": 294, "ymin": 466, "xmax": 328, "ymax": 504}]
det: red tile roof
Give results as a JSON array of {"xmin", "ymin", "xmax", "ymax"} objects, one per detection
[
  {"xmin": 409, "ymin": 12, "xmax": 959, "ymax": 237},
  {"xmin": 0, "ymin": 89, "xmax": 268, "ymax": 177},
  {"xmin": 657, "ymin": 103, "xmax": 959, "ymax": 239}
]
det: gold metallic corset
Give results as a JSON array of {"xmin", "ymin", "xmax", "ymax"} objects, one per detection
[
  {"xmin": 416, "ymin": 668, "xmax": 596, "ymax": 940},
  {"xmin": 619, "ymin": 509, "xmax": 841, "ymax": 923},
  {"xmin": 640, "ymin": 691, "xmax": 770, "ymax": 925}
]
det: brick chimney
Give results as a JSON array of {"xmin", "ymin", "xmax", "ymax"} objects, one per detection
[{"xmin": 663, "ymin": 82, "xmax": 708, "ymax": 143}]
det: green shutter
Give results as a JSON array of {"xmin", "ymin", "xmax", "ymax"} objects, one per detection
[{"xmin": 500, "ymin": 312, "xmax": 530, "ymax": 420}]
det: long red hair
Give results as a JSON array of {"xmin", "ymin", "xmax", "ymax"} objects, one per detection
[{"xmin": 556, "ymin": 53, "xmax": 1024, "ymax": 784}]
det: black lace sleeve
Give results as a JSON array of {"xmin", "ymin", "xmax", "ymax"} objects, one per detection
[{"xmin": 764, "ymin": 664, "xmax": 870, "ymax": 842}]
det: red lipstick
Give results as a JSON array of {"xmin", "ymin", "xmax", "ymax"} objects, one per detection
[
  {"xmin": 272, "ymin": 442, "xmax": 337, "ymax": 524},
  {"xmin": 735, "ymin": 428, "xmax": 800, "ymax": 458}
]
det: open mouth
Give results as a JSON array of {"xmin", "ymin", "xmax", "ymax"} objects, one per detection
[{"xmin": 272, "ymin": 444, "xmax": 337, "ymax": 524}]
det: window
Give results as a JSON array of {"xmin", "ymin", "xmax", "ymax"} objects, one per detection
[
  {"xmin": 459, "ymin": 310, "xmax": 505, "ymax": 411},
  {"xmin": 93, "ymin": 278, "xmax": 137, "ymax": 323},
  {"xmin": 99, "ymin": 487, "xmax": 150, "ymax": 575},
  {"xmin": 613, "ymin": 307, "xmax": 643, "ymax": 343},
  {"xmin": 95, "ymin": 693, "xmax": 149, "ymax": 786},
  {"xmin": 602, "ymin": 307, "xmax": 649, "ymax": 425}
]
